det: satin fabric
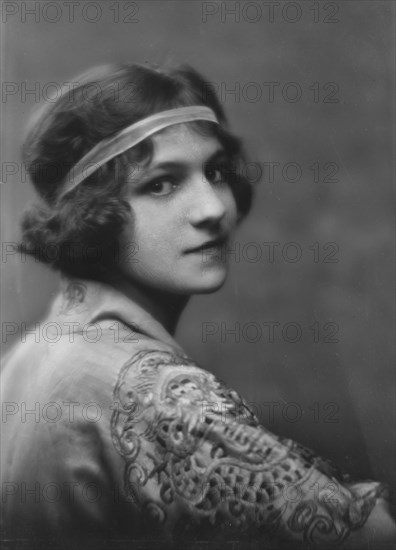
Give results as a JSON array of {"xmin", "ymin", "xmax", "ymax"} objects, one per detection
[{"xmin": 1, "ymin": 277, "xmax": 386, "ymax": 548}]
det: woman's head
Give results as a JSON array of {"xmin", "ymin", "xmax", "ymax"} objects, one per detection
[{"xmin": 20, "ymin": 63, "xmax": 254, "ymax": 289}]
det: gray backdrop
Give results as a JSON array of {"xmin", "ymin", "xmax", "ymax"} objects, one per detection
[{"xmin": 1, "ymin": 0, "xmax": 395, "ymax": 488}]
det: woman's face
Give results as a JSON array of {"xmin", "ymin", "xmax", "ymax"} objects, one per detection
[{"xmin": 117, "ymin": 124, "xmax": 238, "ymax": 295}]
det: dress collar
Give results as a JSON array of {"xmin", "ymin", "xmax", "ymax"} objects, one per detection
[{"xmin": 49, "ymin": 275, "xmax": 183, "ymax": 350}]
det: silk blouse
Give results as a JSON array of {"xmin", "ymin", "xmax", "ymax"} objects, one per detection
[{"xmin": 1, "ymin": 277, "xmax": 386, "ymax": 549}]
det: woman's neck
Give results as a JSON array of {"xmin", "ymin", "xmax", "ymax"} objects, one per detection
[{"xmin": 101, "ymin": 272, "xmax": 190, "ymax": 335}]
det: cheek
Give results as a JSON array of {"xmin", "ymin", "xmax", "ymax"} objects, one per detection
[
  {"xmin": 130, "ymin": 205, "xmax": 178, "ymax": 259},
  {"xmin": 118, "ymin": 211, "xmax": 135, "ymax": 250},
  {"xmin": 224, "ymin": 188, "xmax": 238, "ymax": 226}
]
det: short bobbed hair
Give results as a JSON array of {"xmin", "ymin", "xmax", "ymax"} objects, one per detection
[{"xmin": 20, "ymin": 63, "xmax": 254, "ymax": 279}]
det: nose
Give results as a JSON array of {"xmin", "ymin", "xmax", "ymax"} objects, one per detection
[{"xmin": 188, "ymin": 178, "xmax": 227, "ymax": 228}]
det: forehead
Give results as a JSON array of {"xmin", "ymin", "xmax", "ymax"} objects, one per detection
[{"xmin": 149, "ymin": 124, "xmax": 223, "ymax": 166}]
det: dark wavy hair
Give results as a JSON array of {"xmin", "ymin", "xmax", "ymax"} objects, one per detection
[{"xmin": 20, "ymin": 63, "xmax": 254, "ymax": 279}]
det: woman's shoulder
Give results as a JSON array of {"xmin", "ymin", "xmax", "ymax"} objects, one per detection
[
  {"xmin": 112, "ymin": 347, "xmax": 259, "ymax": 426},
  {"xmin": 1, "ymin": 277, "xmax": 189, "ymax": 395},
  {"xmin": 1, "ymin": 328, "xmax": 187, "ymax": 411}
]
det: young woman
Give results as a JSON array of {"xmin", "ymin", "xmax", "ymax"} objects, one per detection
[{"xmin": 1, "ymin": 64, "xmax": 394, "ymax": 549}]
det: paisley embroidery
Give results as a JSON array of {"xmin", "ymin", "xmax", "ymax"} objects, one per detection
[
  {"xmin": 58, "ymin": 281, "xmax": 88, "ymax": 315},
  {"xmin": 111, "ymin": 350, "xmax": 384, "ymax": 543},
  {"xmin": 287, "ymin": 500, "xmax": 347, "ymax": 544}
]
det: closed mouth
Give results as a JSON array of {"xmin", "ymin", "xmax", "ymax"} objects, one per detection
[{"xmin": 185, "ymin": 236, "xmax": 227, "ymax": 254}]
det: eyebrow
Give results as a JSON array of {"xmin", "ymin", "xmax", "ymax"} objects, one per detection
[{"xmin": 146, "ymin": 147, "xmax": 227, "ymax": 173}]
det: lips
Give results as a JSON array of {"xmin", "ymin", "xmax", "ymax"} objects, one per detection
[{"xmin": 184, "ymin": 236, "xmax": 227, "ymax": 254}]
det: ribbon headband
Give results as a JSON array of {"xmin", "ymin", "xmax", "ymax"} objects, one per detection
[{"xmin": 60, "ymin": 106, "xmax": 219, "ymax": 198}]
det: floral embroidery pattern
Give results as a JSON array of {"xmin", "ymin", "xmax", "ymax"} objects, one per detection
[
  {"xmin": 57, "ymin": 281, "xmax": 88, "ymax": 315},
  {"xmin": 111, "ymin": 350, "xmax": 384, "ymax": 544}
]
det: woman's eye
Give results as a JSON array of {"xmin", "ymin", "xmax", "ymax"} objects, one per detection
[
  {"xmin": 147, "ymin": 179, "xmax": 177, "ymax": 196},
  {"xmin": 205, "ymin": 166, "xmax": 228, "ymax": 185}
]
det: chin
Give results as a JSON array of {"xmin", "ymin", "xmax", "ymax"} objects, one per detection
[{"xmin": 187, "ymin": 268, "xmax": 228, "ymax": 295}]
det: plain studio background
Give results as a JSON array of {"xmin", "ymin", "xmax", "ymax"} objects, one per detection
[{"xmin": 1, "ymin": 0, "xmax": 394, "ymax": 491}]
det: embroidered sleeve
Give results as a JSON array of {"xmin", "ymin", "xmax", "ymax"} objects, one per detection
[{"xmin": 110, "ymin": 350, "xmax": 386, "ymax": 547}]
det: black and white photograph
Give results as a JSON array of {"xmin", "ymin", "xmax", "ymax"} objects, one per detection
[{"xmin": 1, "ymin": 1, "xmax": 395, "ymax": 548}]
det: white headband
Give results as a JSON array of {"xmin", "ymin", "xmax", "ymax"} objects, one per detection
[{"xmin": 59, "ymin": 106, "xmax": 219, "ymax": 198}]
